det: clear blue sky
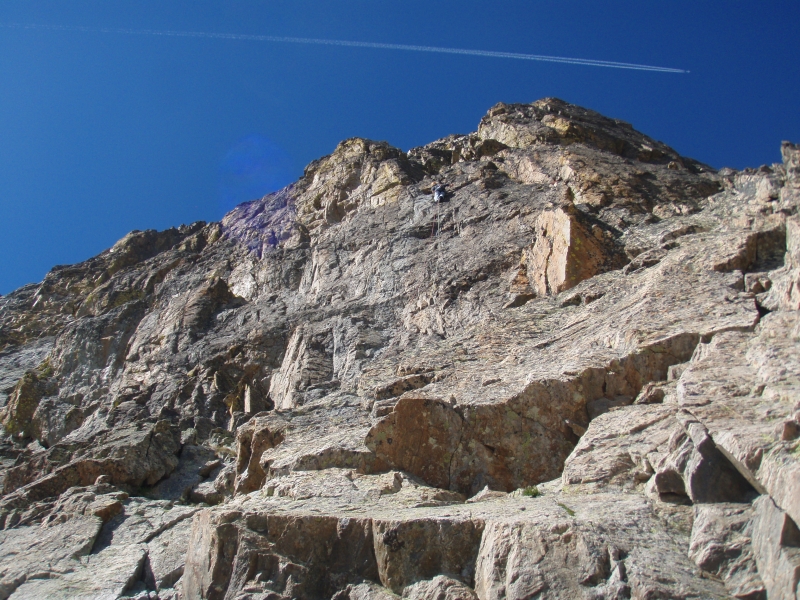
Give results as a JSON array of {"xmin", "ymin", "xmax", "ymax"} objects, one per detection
[{"xmin": 1, "ymin": 1, "xmax": 799, "ymax": 294}]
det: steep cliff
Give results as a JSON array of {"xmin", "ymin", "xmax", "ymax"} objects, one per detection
[{"xmin": 1, "ymin": 98, "xmax": 799, "ymax": 599}]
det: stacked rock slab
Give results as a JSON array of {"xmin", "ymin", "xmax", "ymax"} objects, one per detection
[{"xmin": 0, "ymin": 99, "xmax": 798, "ymax": 599}]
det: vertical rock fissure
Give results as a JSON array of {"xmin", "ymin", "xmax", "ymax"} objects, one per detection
[{"xmin": 447, "ymin": 407, "xmax": 468, "ymax": 492}]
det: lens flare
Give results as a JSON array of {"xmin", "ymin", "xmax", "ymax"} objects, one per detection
[{"xmin": 218, "ymin": 135, "xmax": 295, "ymax": 216}]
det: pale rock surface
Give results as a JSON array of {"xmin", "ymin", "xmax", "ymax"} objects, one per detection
[
  {"xmin": 0, "ymin": 98, "xmax": 798, "ymax": 598},
  {"xmin": 689, "ymin": 503, "xmax": 766, "ymax": 599},
  {"xmin": 180, "ymin": 469, "xmax": 728, "ymax": 599},
  {"xmin": 402, "ymin": 575, "xmax": 478, "ymax": 600},
  {"xmin": 333, "ymin": 581, "xmax": 400, "ymax": 600},
  {"xmin": 751, "ymin": 495, "xmax": 800, "ymax": 600},
  {"xmin": 0, "ymin": 513, "xmax": 103, "ymax": 599}
]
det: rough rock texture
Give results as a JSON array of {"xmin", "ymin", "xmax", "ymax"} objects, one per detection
[
  {"xmin": 689, "ymin": 503, "xmax": 766, "ymax": 599},
  {"xmin": 1, "ymin": 98, "xmax": 799, "ymax": 598}
]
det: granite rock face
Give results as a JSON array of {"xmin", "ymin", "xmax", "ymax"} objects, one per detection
[{"xmin": 1, "ymin": 98, "xmax": 799, "ymax": 599}]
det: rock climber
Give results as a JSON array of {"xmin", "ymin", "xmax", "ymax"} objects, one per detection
[{"xmin": 432, "ymin": 182, "xmax": 446, "ymax": 203}]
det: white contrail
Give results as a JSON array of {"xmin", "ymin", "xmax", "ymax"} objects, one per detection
[{"xmin": 0, "ymin": 22, "xmax": 688, "ymax": 73}]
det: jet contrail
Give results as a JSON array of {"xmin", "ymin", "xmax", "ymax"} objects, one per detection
[{"xmin": 0, "ymin": 22, "xmax": 688, "ymax": 73}]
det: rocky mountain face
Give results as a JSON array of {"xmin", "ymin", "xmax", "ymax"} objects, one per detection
[{"xmin": 1, "ymin": 98, "xmax": 799, "ymax": 599}]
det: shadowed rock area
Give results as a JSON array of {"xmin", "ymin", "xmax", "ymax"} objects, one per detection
[{"xmin": 1, "ymin": 98, "xmax": 799, "ymax": 599}]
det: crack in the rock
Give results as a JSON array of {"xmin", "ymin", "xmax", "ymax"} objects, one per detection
[
  {"xmin": 143, "ymin": 508, "xmax": 200, "ymax": 543},
  {"xmin": 446, "ymin": 405, "xmax": 468, "ymax": 492}
]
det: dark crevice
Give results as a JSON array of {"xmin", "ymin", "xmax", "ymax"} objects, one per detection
[{"xmin": 447, "ymin": 406, "xmax": 468, "ymax": 492}]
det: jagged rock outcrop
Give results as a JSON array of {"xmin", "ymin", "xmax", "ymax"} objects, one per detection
[{"xmin": 1, "ymin": 98, "xmax": 799, "ymax": 599}]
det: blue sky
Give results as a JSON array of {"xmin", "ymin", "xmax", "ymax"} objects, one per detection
[{"xmin": 1, "ymin": 1, "xmax": 799, "ymax": 294}]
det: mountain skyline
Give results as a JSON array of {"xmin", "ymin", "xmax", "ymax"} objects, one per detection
[{"xmin": 1, "ymin": 0, "xmax": 799, "ymax": 294}]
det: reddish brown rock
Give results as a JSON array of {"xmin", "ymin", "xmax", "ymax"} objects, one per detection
[{"xmin": 524, "ymin": 206, "xmax": 623, "ymax": 296}]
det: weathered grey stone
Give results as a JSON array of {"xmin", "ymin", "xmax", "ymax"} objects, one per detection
[
  {"xmin": 150, "ymin": 444, "xmax": 218, "ymax": 501},
  {"xmin": 145, "ymin": 513, "xmax": 194, "ymax": 591},
  {"xmin": 372, "ymin": 517, "xmax": 484, "ymax": 593},
  {"xmin": 333, "ymin": 581, "xmax": 399, "ymax": 600},
  {"xmin": 689, "ymin": 503, "xmax": 766, "ymax": 599},
  {"xmin": 177, "ymin": 469, "xmax": 728, "ymax": 599},
  {"xmin": 643, "ymin": 412, "xmax": 759, "ymax": 507},
  {"xmin": 762, "ymin": 218, "xmax": 800, "ymax": 311},
  {"xmin": 43, "ymin": 496, "xmax": 199, "ymax": 599},
  {"xmin": 8, "ymin": 543, "xmax": 146, "ymax": 600},
  {"xmin": 402, "ymin": 575, "xmax": 478, "ymax": 600},
  {"xmin": 751, "ymin": 496, "xmax": 800, "ymax": 600},
  {"xmin": 0, "ymin": 99, "xmax": 797, "ymax": 598},
  {"xmin": 562, "ymin": 404, "xmax": 676, "ymax": 490},
  {"xmin": 183, "ymin": 509, "xmax": 378, "ymax": 600},
  {"xmin": 0, "ymin": 513, "xmax": 103, "ymax": 599},
  {"xmin": 0, "ymin": 338, "xmax": 53, "ymax": 411},
  {"xmin": 472, "ymin": 492, "xmax": 727, "ymax": 599},
  {"xmin": 678, "ymin": 313, "xmax": 800, "ymax": 524}
]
